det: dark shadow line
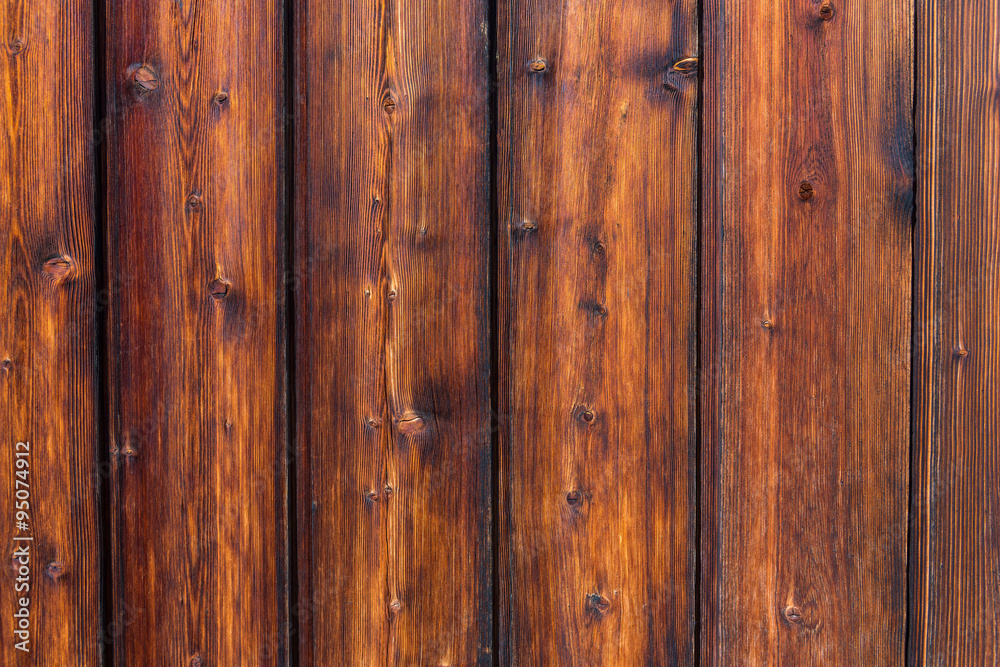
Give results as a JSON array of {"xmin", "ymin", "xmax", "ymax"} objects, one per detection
[
  {"xmin": 283, "ymin": 0, "xmax": 300, "ymax": 662},
  {"xmin": 488, "ymin": 0, "xmax": 501, "ymax": 661}
]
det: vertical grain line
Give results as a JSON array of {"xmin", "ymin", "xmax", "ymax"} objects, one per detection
[
  {"xmin": 283, "ymin": 0, "xmax": 299, "ymax": 661},
  {"xmin": 488, "ymin": 0, "xmax": 500, "ymax": 658},
  {"xmin": 694, "ymin": 0, "xmax": 704, "ymax": 660},
  {"xmin": 92, "ymin": 0, "xmax": 113, "ymax": 661},
  {"xmin": 905, "ymin": 0, "xmax": 920, "ymax": 664}
]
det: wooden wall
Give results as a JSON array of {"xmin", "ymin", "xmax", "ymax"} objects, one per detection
[{"xmin": 0, "ymin": 0, "xmax": 997, "ymax": 664}]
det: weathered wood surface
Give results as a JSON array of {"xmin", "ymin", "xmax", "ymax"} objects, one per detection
[
  {"xmin": 293, "ymin": 0, "xmax": 492, "ymax": 663},
  {"xmin": 496, "ymin": 0, "xmax": 699, "ymax": 663},
  {"xmin": 105, "ymin": 0, "xmax": 288, "ymax": 664},
  {"xmin": 910, "ymin": 0, "xmax": 1000, "ymax": 663},
  {"xmin": 0, "ymin": 0, "xmax": 101, "ymax": 663},
  {"xmin": 701, "ymin": 0, "xmax": 913, "ymax": 664}
]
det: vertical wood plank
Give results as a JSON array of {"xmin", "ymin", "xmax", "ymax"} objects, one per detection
[
  {"xmin": 497, "ymin": 0, "xmax": 699, "ymax": 662},
  {"xmin": 106, "ymin": 1, "xmax": 288, "ymax": 664},
  {"xmin": 701, "ymin": 0, "xmax": 913, "ymax": 663},
  {"xmin": 0, "ymin": 0, "xmax": 100, "ymax": 663},
  {"xmin": 911, "ymin": 0, "xmax": 1000, "ymax": 662},
  {"xmin": 293, "ymin": 0, "xmax": 492, "ymax": 663}
]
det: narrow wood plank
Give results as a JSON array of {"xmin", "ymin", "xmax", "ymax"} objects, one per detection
[
  {"xmin": 497, "ymin": 0, "xmax": 699, "ymax": 662},
  {"xmin": 910, "ymin": 0, "xmax": 1000, "ymax": 662},
  {"xmin": 0, "ymin": 1, "xmax": 100, "ymax": 663},
  {"xmin": 701, "ymin": 1, "xmax": 912, "ymax": 663},
  {"xmin": 293, "ymin": 0, "xmax": 492, "ymax": 663},
  {"xmin": 106, "ymin": 1, "xmax": 288, "ymax": 663}
]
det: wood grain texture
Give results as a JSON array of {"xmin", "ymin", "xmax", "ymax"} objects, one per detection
[
  {"xmin": 497, "ymin": 0, "xmax": 698, "ymax": 663},
  {"xmin": 910, "ymin": 0, "xmax": 1000, "ymax": 663},
  {"xmin": 0, "ymin": 0, "xmax": 100, "ymax": 663},
  {"xmin": 105, "ymin": 0, "xmax": 288, "ymax": 664},
  {"xmin": 293, "ymin": 0, "xmax": 492, "ymax": 663},
  {"xmin": 701, "ymin": 1, "xmax": 913, "ymax": 664}
]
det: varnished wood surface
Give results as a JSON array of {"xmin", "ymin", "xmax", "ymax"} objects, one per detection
[
  {"xmin": 106, "ymin": 0, "xmax": 288, "ymax": 664},
  {"xmin": 5, "ymin": 0, "xmax": 1000, "ymax": 663},
  {"xmin": 701, "ymin": 0, "xmax": 913, "ymax": 664},
  {"xmin": 0, "ymin": 0, "xmax": 100, "ymax": 664},
  {"xmin": 910, "ymin": 0, "xmax": 1000, "ymax": 663},
  {"xmin": 497, "ymin": 0, "xmax": 699, "ymax": 663},
  {"xmin": 293, "ymin": 0, "xmax": 492, "ymax": 663}
]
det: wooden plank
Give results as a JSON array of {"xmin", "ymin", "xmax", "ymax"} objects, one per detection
[
  {"xmin": 497, "ymin": 0, "xmax": 699, "ymax": 662},
  {"xmin": 105, "ymin": 1, "xmax": 288, "ymax": 664},
  {"xmin": 292, "ymin": 0, "xmax": 492, "ymax": 663},
  {"xmin": 701, "ymin": 1, "xmax": 912, "ymax": 663},
  {"xmin": 0, "ymin": 1, "xmax": 100, "ymax": 663},
  {"xmin": 910, "ymin": 0, "xmax": 1000, "ymax": 662}
]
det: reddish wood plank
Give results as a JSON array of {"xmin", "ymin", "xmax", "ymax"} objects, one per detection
[
  {"xmin": 106, "ymin": 0, "xmax": 288, "ymax": 663},
  {"xmin": 293, "ymin": 0, "xmax": 492, "ymax": 663},
  {"xmin": 701, "ymin": 0, "xmax": 912, "ymax": 663},
  {"xmin": 0, "ymin": 1, "xmax": 100, "ymax": 663},
  {"xmin": 497, "ymin": 0, "xmax": 699, "ymax": 662},
  {"xmin": 910, "ymin": 0, "xmax": 1000, "ymax": 662}
]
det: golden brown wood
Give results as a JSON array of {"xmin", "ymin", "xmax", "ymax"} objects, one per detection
[
  {"xmin": 497, "ymin": 0, "xmax": 699, "ymax": 662},
  {"xmin": 106, "ymin": 1, "xmax": 288, "ymax": 663},
  {"xmin": 293, "ymin": 0, "xmax": 492, "ymax": 663},
  {"xmin": 0, "ymin": 1, "xmax": 100, "ymax": 663},
  {"xmin": 701, "ymin": 1, "xmax": 913, "ymax": 663},
  {"xmin": 910, "ymin": 0, "xmax": 1000, "ymax": 662}
]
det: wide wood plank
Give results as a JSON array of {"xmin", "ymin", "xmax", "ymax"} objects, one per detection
[
  {"xmin": 910, "ymin": 0, "xmax": 1000, "ymax": 662},
  {"xmin": 497, "ymin": 0, "xmax": 699, "ymax": 663},
  {"xmin": 293, "ymin": 0, "xmax": 492, "ymax": 663},
  {"xmin": 701, "ymin": 1, "xmax": 913, "ymax": 664},
  {"xmin": 0, "ymin": 0, "xmax": 100, "ymax": 663},
  {"xmin": 105, "ymin": 1, "xmax": 288, "ymax": 663}
]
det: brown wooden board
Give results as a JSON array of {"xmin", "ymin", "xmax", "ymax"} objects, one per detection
[
  {"xmin": 910, "ymin": 0, "xmax": 1000, "ymax": 662},
  {"xmin": 0, "ymin": 1, "xmax": 101, "ymax": 663},
  {"xmin": 496, "ymin": 0, "xmax": 699, "ymax": 663},
  {"xmin": 701, "ymin": 0, "xmax": 913, "ymax": 663},
  {"xmin": 292, "ymin": 0, "xmax": 493, "ymax": 663},
  {"xmin": 105, "ymin": 1, "xmax": 288, "ymax": 664}
]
